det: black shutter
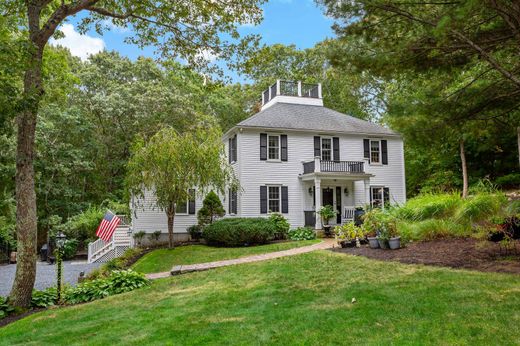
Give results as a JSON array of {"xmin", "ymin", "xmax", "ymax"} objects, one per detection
[
  {"xmin": 281, "ymin": 186, "xmax": 289, "ymax": 213},
  {"xmin": 232, "ymin": 189, "xmax": 238, "ymax": 214},
  {"xmin": 333, "ymin": 137, "xmax": 340, "ymax": 161},
  {"xmin": 188, "ymin": 189, "xmax": 196, "ymax": 214},
  {"xmin": 314, "ymin": 136, "xmax": 321, "ymax": 157},
  {"xmin": 280, "ymin": 134, "xmax": 288, "ymax": 161},
  {"xmin": 313, "ymin": 186, "xmax": 316, "ymax": 206},
  {"xmin": 363, "ymin": 139, "xmax": 370, "ymax": 161},
  {"xmin": 336, "ymin": 186, "xmax": 342, "ymax": 224},
  {"xmin": 381, "ymin": 140, "xmax": 388, "ymax": 165},
  {"xmin": 383, "ymin": 187, "xmax": 390, "ymax": 207},
  {"xmin": 260, "ymin": 186, "xmax": 267, "ymax": 214},
  {"xmin": 233, "ymin": 136, "xmax": 237, "ymax": 162},
  {"xmin": 228, "ymin": 138, "xmax": 232, "ymax": 163},
  {"xmin": 260, "ymin": 133, "xmax": 267, "ymax": 160}
]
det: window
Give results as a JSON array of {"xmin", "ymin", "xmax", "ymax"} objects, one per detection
[
  {"xmin": 176, "ymin": 189, "xmax": 195, "ymax": 214},
  {"xmin": 268, "ymin": 135, "xmax": 280, "ymax": 160},
  {"xmin": 229, "ymin": 188, "xmax": 237, "ymax": 215},
  {"xmin": 371, "ymin": 186, "xmax": 389, "ymax": 209},
  {"xmin": 321, "ymin": 137, "xmax": 332, "ymax": 161},
  {"xmin": 370, "ymin": 140, "xmax": 380, "ymax": 164},
  {"xmin": 229, "ymin": 135, "xmax": 237, "ymax": 163},
  {"xmin": 268, "ymin": 186, "xmax": 280, "ymax": 213},
  {"xmin": 176, "ymin": 199, "xmax": 188, "ymax": 214}
]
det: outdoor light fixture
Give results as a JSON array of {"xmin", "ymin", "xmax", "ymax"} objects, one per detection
[
  {"xmin": 308, "ymin": 187, "xmax": 313, "ymax": 195},
  {"xmin": 55, "ymin": 231, "xmax": 66, "ymax": 304},
  {"xmin": 344, "ymin": 187, "xmax": 349, "ymax": 196},
  {"xmin": 55, "ymin": 232, "xmax": 66, "ymax": 248}
]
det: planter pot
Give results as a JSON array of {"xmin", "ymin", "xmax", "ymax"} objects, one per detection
[
  {"xmin": 378, "ymin": 238, "xmax": 389, "ymax": 249},
  {"xmin": 388, "ymin": 236, "xmax": 401, "ymax": 250},
  {"xmin": 339, "ymin": 240, "xmax": 355, "ymax": 248},
  {"xmin": 323, "ymin": 225, "xmax": 332, "ymax": 237},
  {"xmin": 367, "ymin": 237, "xmax": 379, "ymax": 249}
]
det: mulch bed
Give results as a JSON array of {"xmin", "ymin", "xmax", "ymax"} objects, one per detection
[{"xmin": 331, "ymin": 238, "xmax": 520, "ymax": 274}]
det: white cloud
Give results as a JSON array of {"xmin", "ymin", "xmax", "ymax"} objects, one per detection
[
  {"xmin": 196, "ymin": 48, "xmax": 218, "ymax": 63},
  {"xmin": 50, "ymin": 24, "xmax": 105, "ymax": 61}
]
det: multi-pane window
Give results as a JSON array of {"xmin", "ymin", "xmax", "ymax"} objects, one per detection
[
  {"xmin": 230, "ymin": 135, "xmax": 237, "ymax": 163},
  {"xmin": 370, "ymin": 140, "xmax": 380, "ymax": 164},
  {"xmin": 268, "ymin": 186, "xmax": 280, "ymax": 213},
  {"xmin": 176, "ymin": 199, "xmax": 188, "ymax": 214},
  {"xmin": 321, "ymin": 138, "xmax": 332, "ymax": 161},
  {"xmin": 371, "ymin": 187, "xmax": 389, "ymax": 209},
  {"xmin": 268, "ymin": 135, "xmax": 280, "ymax": 160}
]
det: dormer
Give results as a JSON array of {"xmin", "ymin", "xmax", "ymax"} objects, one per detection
[{"xmin": 261, "ymin": 80, "xmax": 323, "ymax": 110}]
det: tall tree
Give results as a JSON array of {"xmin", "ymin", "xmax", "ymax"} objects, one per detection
[
  {"xmin": 2, "ymin": 0, "xmax": 263, "ymax": 308},
  {"xmin": 127, "ymin": 118, "xmax": 237, "ymax": 248}
]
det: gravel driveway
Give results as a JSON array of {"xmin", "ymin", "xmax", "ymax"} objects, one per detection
[{"xmin": 0, "ymin": 261, "xmax": 101, "ymax": 297}]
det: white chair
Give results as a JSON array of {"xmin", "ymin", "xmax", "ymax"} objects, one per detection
[{"xmin": 343, "ymin": 206, "xmax": 356, "ymax": 223}]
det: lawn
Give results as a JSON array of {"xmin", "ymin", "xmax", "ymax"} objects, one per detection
[
  {"xmin": 131, "ymin": 240, "xmax": 320, "ymax": 273},
  {"xmin": 2, "ymin": 251, "xmax": 520, "ymax": 345}
]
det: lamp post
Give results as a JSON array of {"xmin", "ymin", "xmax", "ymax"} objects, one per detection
[{"xmin": 55, "ymin": 232, "xmax": 66, "ymax": 304}]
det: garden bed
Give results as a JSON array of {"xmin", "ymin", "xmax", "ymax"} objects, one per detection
[{"xmin": 331, "ymin": 238, "xmax": 520, "ymax": 274}]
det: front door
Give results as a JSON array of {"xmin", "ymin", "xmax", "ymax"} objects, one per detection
[{"xmin": 322, "ymin": 187, "xmax": 334, "ymax": 212}]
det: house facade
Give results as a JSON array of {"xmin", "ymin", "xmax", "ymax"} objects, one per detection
[{"xmin": 131, "ymin": 80, "xmax": 406, "ymax": 241}]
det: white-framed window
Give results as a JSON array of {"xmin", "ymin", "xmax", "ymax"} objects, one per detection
[
  {"xmin": 321, "ymin": 137, "xmax": 332, "ymax": 161},
  {"xmin": 370, "ymin": 186, "xmax": 389, "ymax": 209},
  {"xmin": 268, "ymin": 135, "xmax": 280, "ymax": 160},
  {"xmin": 268, "ymin": 185, "xmax": 281, "ymax": 213},
  {"xmin": 230, "ymin": 135, "xmax": 237, "ymax": 164},
  {"xmin": 370, "ymin": 140, "xmax": 381, "ymax": 164},
  {"xmin": 229, "ymin": 188, "xmax": 238, "ymax": 215},
  {"xmin": 176, "ymin": 199, "xmax": 188, "ymax": 214}
]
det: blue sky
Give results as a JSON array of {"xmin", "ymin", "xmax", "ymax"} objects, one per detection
[{"xmin": 51, "ymin": 0, "xmax": 335, "ymax": 82}]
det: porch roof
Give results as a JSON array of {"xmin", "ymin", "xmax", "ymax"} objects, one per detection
[{"xmin": 299, "ymin": 172, "xmax": 374, "ymax": 182}]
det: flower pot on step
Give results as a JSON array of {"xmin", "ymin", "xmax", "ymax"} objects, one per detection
[
  {"xmin": 378, "ymin": 238, "xmax": 389, "ymax": 249},
  {"xmin": 367, "ymin": 237, "xmax": 379, "ymax": 249},
  {"xmin": 388, "ymin": 236, "xmax": 401, "ymax": 250}
]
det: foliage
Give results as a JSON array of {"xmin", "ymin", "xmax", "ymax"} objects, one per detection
[
  {"xmin": 66, "ymin": 270, "xmax": 149, "ymax": 305},
  {"xmin": 31, "ymin": 287, "xmax": 57, "ymax": 308},
  {"xmin": 203, "ymin": 218, "xmax": 277, "ymax": 246},
  {"xmin": 269, "ymin": 213, "xmax": 290, "ymax": 240},
  {"xmin": 0, "ymin": 296, "xmax": 14, "ymax": 319},
  {"xmin": 187, "ymin": 225, "xmax": 203, "ymax": 240},
  {"xmin": 495, "ymin": 173, "xmax": 520, "ymax": 189},
  {"xmin": 59, "ymin": 206, "xmax": 104, "ymax": 245},
  {"xmin": 61, "ymin": 239, "xmax": 79, "ymax": 260},
  {"xmin": 287, "ymin": 227, "xmax": 316, "ymax": 241},
  {"xmin": 133, "ymin": 231, "xmax": 146, "ymax": 247},
  {"xmin": 148, "ymin": 231, "xmax": 162, "ymax": 244},
  {"xmin": 127, "ymin": 120, "xmax": 237, "ymax": 247},
  {"xmin": 88, "ymin": 247, "xmax": 144, "ymax": 280},
  {"xmin": 391, "ymin": 194, "xmax": 462, "ymax": 221},
  {"xmin": 318, "ymin": 205, "xmax": 337, "ymax": 225},
  {"xmin": 131, "ymin": 240, "xmax": 319, "ymax": 274},
  {"xmin": 334, "ymin": 223, "xmax": 365, "ymax": 242},
  {"xmin": 197, "ymin": 191, "xmax": 225, "ymax": 227}
]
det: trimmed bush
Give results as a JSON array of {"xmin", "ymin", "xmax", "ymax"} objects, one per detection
[
  {"xmin": 269, "ymin": 213, "xmax": 290, "ymax": 240},
  {"xmin": 203, "ymin": 218, "xmax": 277, "ymax": 246},
  {"xmin": 288, "ymin": 227, "xmax": 316, "ymax": 241}
]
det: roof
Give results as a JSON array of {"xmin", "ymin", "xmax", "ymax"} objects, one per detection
[{"xmin": 235, "ymin": 102, "xmax": 398, "ymax": 136}]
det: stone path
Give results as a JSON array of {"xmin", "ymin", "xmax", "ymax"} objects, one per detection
[
  {"xmin": 0, "ymin": 261, "xmax": 101, "ymax": 297},
  {"xmin": 146, "ymin": 239, "xmax": 335, "ymax": 280}
]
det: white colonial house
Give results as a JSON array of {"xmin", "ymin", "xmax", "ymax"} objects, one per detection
[{"xmin": 88, "ymin": 80, "xmax": 406, "ymax": 262}]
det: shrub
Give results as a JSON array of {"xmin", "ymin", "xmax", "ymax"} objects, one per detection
[
  {"xmin": 495, "ymin": 173, "xmax": 520, "ymax": 188},
  {"xmin": 187, "ymin": 224, "xmax": 203, "ymax": 240},
  {"xmin": 148, "ymin": 230, "xmax": 162, "ymax": 244},
  {"xmin": 31, "ymin": 287, "xmax": 58, "ymax": 308},
  {"xmin": 397, "ymin": 219, "xmax": 471, "ymax": 242},
  {"xmin": 61, "ymin": 238, "xmax": 79, "ymax": 260},
  {"xmin": 392, "ymin": 193, "xmax": 461, "ymax": 221},
  {"xmin": 203, "ymin": 218, "xmax": 277, "ymax": 246},
  {"xmin": 59, "ymin": 206, "xmax": 105, "ymax": 245},
  {"xmin": 87, "ymin": 247, "xmax": 144, "ymax": 279},
  {"xmin": 66, "ymin": 270, "xmax": 149, "ymax": 304},
  {"xmin": 197, "ymin": 191, "xmax": 225, "ymax": 227},
  {"xmin": 269, "ymin": 212, "xmax": 290, "ymax": 239},
  {"xmin": 288, "ymin": 227, "xmax": 316, "ymax": 241},
  {"xmin": 0, "ymin": 296, "xmax": 14, "ymax": 319},
  {"xmin": 455, "ymin": 193, "xmax": 507, "ymax": 223},
  {"xmin": 133, "ymin": 230, "xmax": 146, "ymax": 246}
]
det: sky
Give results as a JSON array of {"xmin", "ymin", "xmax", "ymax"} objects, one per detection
[{"xmin": 50, "ymin": 0, "xmax": 336, "ymax": 82}]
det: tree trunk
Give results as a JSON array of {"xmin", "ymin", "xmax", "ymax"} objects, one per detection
[
  {"xmin": 460, "ymin": 139, "xmax": 469, "ymax": 199},
  {"xmin": 9, "ymin": 36, "xmax": 44, "ymax": 307},
  {"xmin": 517, "ymin": 126, "xmax": 520, "ymax": 168},
  {"xmin": 166, "ymin": 203, "xmax": 176, "ymax": 249}
]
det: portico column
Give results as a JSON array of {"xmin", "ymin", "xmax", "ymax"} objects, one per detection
[
  {"xmin": 315, "ymin": 177, "xmax": 322, "ymax": 230},
  {"xmin": 364, "ymin": 179, "xmax": 370, "ymax": 208}
]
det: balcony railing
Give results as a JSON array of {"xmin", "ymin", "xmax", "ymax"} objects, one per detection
[
  {"xmin": 262, "ymin": 80, "xmax": 321, "ymax": 105},
  {"xmin": 302, "ymin": 159, "xmax": 365, "ymax": 174}
]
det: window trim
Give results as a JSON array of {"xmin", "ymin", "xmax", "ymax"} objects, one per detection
[
  {"xmin": 229, "ymin": 188, "xmax": 238, "ymax": 215},
  {"xmin": 267, "ymin": 185, "xmax": 281, "ymax": 213},
  {"xmin": 370, "ymin": 186, "xmax": 389, "ymax": 210},
  {"xmin": 267, "ymin": 134, "xmax": 281, "ymax": 161},
  {"xmin": 320, "ymin": 136, "xmax": 333, "ymax": 161},
  {"xmin": 369, "ymin": 139, "xmax": 382, "ymax": 165},
  {"xmin": 230, "ymin": 134, "xmax": 237, "ymax": 164},
  {"xmin": 176, "ymin": 199, "xmax": 189, "ymax": 215}
]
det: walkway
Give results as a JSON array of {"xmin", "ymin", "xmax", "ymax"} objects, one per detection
[
  {"xmin": 146, "ymin": 238, "xmax": 335, "ymax": 280},
  {"xmin": 0, "ymin": 261, "xmax": 101, "ymax": 297}
]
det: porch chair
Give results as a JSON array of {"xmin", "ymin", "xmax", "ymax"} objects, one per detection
[{"xmin": 342, "ymin": 206, "xmax": 356, "ymax": 224}]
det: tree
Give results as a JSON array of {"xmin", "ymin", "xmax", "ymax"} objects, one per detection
[
  {"xmin": 127, "ymin": 117, "xmax": 237, "ymax": 248},
  {"xmin": 197, "ymin": 191, "xmax": 225, "ymax": 227},
  {"xmin": 2, "ymin": 0, "xmax": 262, "ymax": 308}
]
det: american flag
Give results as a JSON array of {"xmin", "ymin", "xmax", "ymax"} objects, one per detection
[{"xmin": 96, "ymin": 211, "xmax": 121, "ymax": 242}]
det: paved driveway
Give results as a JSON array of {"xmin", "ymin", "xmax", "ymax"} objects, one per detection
[{"xmin": 0, "ymin": 261, "xmax": 101, "ymax": 297}]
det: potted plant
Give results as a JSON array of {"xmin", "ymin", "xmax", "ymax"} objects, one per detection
[
  {"xmin": 362, "ymin": 209, "xmax": 380, "ymax": 249},
  {"xmin": 377, "ymin": 225, "xmax": 390, "ymax": 249},
  {"xmin": 387, "ymin": 221, "xmax": 401, "ymax": 250},
  {"xmin": 318, "ymin": 205, "xmax": 337, "ymax": 237},
  {"xmin": 334, "ymin": 222, "xmax": 364, "ymax": 248}
]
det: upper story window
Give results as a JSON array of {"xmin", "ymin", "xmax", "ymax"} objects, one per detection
[
  {"xmin": 321, "ymin": 138, "xmax": 332, "ymax": 161},
  {"xmin": 229, "ymin": 135, "xmax": 237, "ymax": 163},
  {"xmin": 370, "ymin": 140, "xmax": 380, "ymax": 164},
  {"xmin": 268, "ymin": 135, "xmax": 280, "ymax": 160}
]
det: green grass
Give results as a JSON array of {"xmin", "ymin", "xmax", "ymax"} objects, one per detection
[
  {"xmin": 131, "ymin": 240, "xmax": 320, "ymax": 273},
  {"xmin": 2, "ymin": 251, "xmax": 519, "ymax": 345}
]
